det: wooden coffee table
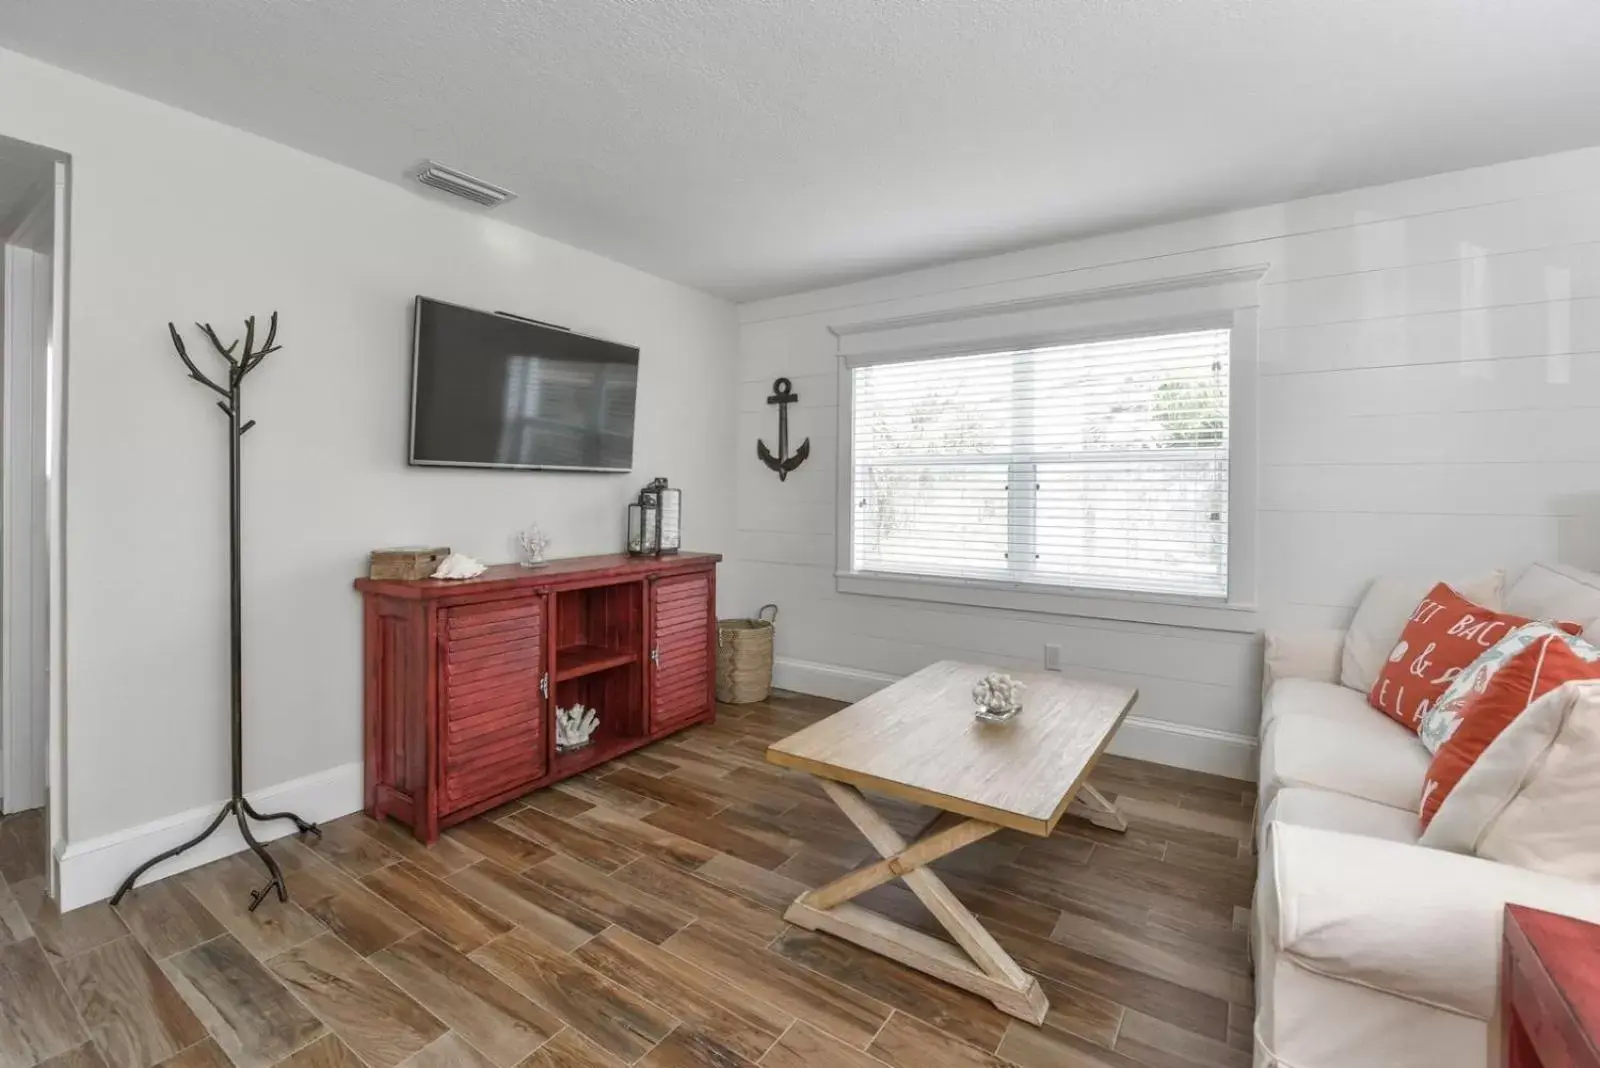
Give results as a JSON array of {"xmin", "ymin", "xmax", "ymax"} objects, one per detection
[{"xmin": 766, "ymin": 660, "xmax": 1137, "ymax": 1024}]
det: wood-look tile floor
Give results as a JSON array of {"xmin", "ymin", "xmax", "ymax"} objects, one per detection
[{"xmin": 0, "ymin": 692, "xmax": 1258, "ymax": 1068}]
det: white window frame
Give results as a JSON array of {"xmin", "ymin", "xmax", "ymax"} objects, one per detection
[{"xmin": 831, "ymin": 265, "xmax": 1265, "ymax": 633}]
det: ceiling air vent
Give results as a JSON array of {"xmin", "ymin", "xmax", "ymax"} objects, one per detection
[{"xmin": 414, "ymin": 161, "xmax": 516, "ymax": 208}]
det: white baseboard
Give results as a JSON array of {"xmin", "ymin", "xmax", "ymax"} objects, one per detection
[
  {"xmin": 773, "ymin": 657, "xmax": 900, "ymax": 703},
  {"xmin": 56, "ymin": 762, "xmax": 363, "ymax": 912},
  {"xmin": 1102, "ymin": 717, "xmax": 1256, "ymax": 781},
  {"xmin": 773, "ymin": 656, "xmax": 1257, "ymax": 782}
]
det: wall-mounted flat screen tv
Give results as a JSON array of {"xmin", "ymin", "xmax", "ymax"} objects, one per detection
[{"xmin": 409, "ymin": 296, "xmax": 639, "ymax": 472}]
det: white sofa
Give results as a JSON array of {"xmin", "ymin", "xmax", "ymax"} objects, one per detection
[{"xmin": 1252, "ymin": 564, "xmax": 1600, "ymax": 1068}]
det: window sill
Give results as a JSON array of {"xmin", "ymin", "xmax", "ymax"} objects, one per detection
[{"xmin": 835, "ymin": 571, "xmax": 1259, "ymax": 634}]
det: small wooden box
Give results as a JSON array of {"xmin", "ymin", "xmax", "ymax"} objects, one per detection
[{"xmin": 368, "ymin": 546, "xmax": 450, "ymax": 581}]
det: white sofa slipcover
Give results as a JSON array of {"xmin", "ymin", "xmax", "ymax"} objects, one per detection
[{"xmin": 1252, "ymin": 563, "xmax": 1600, "ymax": 1068}]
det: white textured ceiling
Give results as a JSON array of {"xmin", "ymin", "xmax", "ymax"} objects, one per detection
[{"xmin": 4, "ymin": 1, "xmax": 1600, "ymax": 299}]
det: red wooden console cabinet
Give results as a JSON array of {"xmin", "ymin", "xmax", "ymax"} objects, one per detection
[
  {"xmin": 355, "ymin": 551, "xmax": 719, "ymax": 842},
  {"xmin": 1503, "ymin": 904, "xmax": 1600, "ymax": 1067}
]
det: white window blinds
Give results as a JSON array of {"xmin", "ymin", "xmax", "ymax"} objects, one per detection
[{"xmin": 849, "ymin": 328, "xmax": 1231, "ymax": 599}]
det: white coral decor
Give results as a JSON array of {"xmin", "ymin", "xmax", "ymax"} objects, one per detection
[
  {"xmin": 431, "ymin": 552, "xmax": 487, "ymax": 579},
  {"xmin": 556, "ymin": 704, "xmax": 600, "ymax": 751},
  {"xmin": 971, "ymin": 672, "xmax": 1024, "ymax": 712}
]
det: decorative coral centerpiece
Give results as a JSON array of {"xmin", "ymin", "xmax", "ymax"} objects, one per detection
[
  {"xmin": 971, "ymin": 672, "xmax": 1025, "ymax": 722},
  {"xmin": 555, "ymin": 704, "xmax": 600, "ymax": 753},
  {"xmin": 431, "ymin": 552, "xmax": 487, "ymax": 580}
]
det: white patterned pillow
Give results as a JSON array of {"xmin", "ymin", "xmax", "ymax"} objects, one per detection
[{"xmin": 1418, "ymin": 621, "xmax": 1594, "ymax": 754}]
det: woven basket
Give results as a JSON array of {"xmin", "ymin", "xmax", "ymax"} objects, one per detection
[{"xmin": 716, "ymin": 604, "xmax": 777, "ymax": 704}]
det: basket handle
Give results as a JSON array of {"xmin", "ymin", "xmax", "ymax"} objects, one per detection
[{"xmin": 758, "ymin": 603, "xmax": 778, "ymax": 623}]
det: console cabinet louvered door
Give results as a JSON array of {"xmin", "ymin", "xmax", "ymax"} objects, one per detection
[
  {"xmin": 438, "ymin": 596, "xmax": 548, "ymax": 816},
  {"xmin": 649, "ymin": 571, "xmax": 714, "ymax": 731}
]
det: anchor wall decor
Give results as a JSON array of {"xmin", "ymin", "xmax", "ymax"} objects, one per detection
[{"xmin": 757, "ymin": 376, "xmax": 810, "ymax": 481}]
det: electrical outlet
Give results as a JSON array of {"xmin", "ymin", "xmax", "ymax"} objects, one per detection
[{"xmin": 1043, "ymin": 643, "xmax": 1062, "ymax": 671}]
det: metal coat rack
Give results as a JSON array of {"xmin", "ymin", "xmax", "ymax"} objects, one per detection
[{"xmin": 111, "ymin": 312, "xmax": 320, "ymax": 911}]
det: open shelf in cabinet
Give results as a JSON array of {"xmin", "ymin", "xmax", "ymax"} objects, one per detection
[
  {"xmin": 552, "ymin": 581, "xmax": 643, "ymax": 684},
  {"xmin": 554, "ymin": 644, "xmax": 638, "ymax": 681},
  {"xmin": 551, "ymin": 659, "xmax": 644, "ymax": 774},
  {"xmin": 553, "ymin": 728, "xmax": 648, "ymax": 777}
]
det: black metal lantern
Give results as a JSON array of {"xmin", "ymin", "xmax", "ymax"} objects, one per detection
[{"xmin": 627, "ymin": 476, "xmax": 682, "ymax": 556}]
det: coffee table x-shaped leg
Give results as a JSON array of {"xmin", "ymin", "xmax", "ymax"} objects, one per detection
[{"xmin": 783, "ymin": 777, "xmax": 1123, "ymax": 1024}]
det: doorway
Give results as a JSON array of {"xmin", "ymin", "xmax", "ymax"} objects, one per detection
[{"xmin": 0, "ymin": 133, "xmax": 66, "ymax": 901}]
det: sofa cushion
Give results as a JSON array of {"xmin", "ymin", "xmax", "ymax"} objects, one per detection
[
  {"xmin": 1262, "ymin": 628, "xmax": 1345, "ymax": 693},
  {"xmin": 1261, "ymin": 676, "xmax": 1383, "ymax": 736},
  {"xmin": 1423, "ymin": 679, "xmax": 1600, "ymax": 881},
  {"xmin": 1260, "ymin": 696, "xmax": 1430, "ymax": 813},
  {"xmin": 1420, "ymin": 632, "xmax": 1600, "ymax": 830},
  {"xmin": 1340, "ymin": 571, "xmax": 1503, "ymax": 696},
  {"xmin": 1261, "ymin": 787, "xmax": 1418, "ymax": 852},
  {"xmin": 1506, "ymin": 562, "xmax": 1600, "ymax": 642}
]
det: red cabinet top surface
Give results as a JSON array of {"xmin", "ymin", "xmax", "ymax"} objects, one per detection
[{"xmin": 355, "ymin": 550, "xmax": 721, "ymax": 600}]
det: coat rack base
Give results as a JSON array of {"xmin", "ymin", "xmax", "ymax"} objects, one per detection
[{"xmin": 108, "ymin": 795, "xmax": 321, "ymax": 911}]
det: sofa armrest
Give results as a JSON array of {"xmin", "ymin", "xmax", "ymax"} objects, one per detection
[
  {"xmin": 1264, "ymin": 822, "xmax": 1600, "ymax": 1019},
  {"xmin": 1262, "ymin": 628, "xmax": 1346, "ymax": 691}
]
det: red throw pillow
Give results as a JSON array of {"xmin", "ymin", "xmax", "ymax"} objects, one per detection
[
  {"xmin": 1368, "ymin": 583, "xmax": 1564, "ymax": 731},
  {"xmin": 1419, "ymin": 634, "xmax": 1600, "ymax": 829}
]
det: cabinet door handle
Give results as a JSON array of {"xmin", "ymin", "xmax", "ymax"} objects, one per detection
[
  {"xmin": 540, "ymin": 672, "xmax": 549, "ymax": 698},
  {"xmin": 650, "ymin": 648, "xmax": 660, "ymax": 667}
]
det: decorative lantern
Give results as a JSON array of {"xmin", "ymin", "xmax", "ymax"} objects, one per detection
[{"xmin": 627, "ymin": 477, "xmax": 682, "ymax": 556}]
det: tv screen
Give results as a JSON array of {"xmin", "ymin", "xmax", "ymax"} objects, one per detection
[{"xmin": 409, "ymin": 297, "xmax": 639, "ymax": 472}]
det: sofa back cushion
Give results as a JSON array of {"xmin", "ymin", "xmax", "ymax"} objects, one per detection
[
  {"xmin": 1505, "ymin": 563, "xmax": 1600, "ymax": 643},
  {"xmin": 1341, "ymin": 571, "xmax": 1503, "ymax": 696},
  {"xmin": 1367, "ymin": 582, "xmax": 1545, "ymax": 732},
  {"xmin": 1418, "ymin": 633, "xmax": 1600, "ymax": 829}
]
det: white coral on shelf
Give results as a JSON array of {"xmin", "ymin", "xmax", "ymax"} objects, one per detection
[
  {"xmin": 556, "ymin": 704, "xmax": 600, "ymax": 751},
  {"xmin": 971, "ymin": 672, "xmax": 1024, "ymax": 712},
  {"xmin": 431, "ymin": 552, "xmax": 487, "ymax": 579}
]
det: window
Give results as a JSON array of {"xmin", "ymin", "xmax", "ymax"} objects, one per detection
[{"xmin": 846, "ymin": 328, "xmax": 1232, "ymax": 601}]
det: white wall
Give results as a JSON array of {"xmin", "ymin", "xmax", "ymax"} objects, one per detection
[
  {"xmin": 0, "ymin": 49, "xmax": 739, "ymax": 864},
  {"xmin": 731, "ymin": 145, "xmax": 1600, "ymax": 778}
]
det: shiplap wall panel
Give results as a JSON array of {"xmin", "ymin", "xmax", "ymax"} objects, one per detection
[
  {"xmin": 1261, "ymin": 355, "xmax": 1600, "ymax": 419},
  {"xmin": 1259, "ymin": 298, "xmax": 1600, "ymax": 373},
  {"xmin": 729, "ymin": 145, "xmax": 1600, "ymax": 778},
  {"xmin": 1260, "ymin": 462, "xmax": 1600, "ymax": 517},
  {"xmin": 746, "ymin": 584, "xmax": 1258, "ymax": 735}
]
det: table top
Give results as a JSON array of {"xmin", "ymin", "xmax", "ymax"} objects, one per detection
[
  {"xmin": 1507, "ymin": 904, "xmax": 1600, "ymax": 1055},
  {"xmin": 766, "ymin": 660, "xmax": 1137, "ymax": 836}
]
